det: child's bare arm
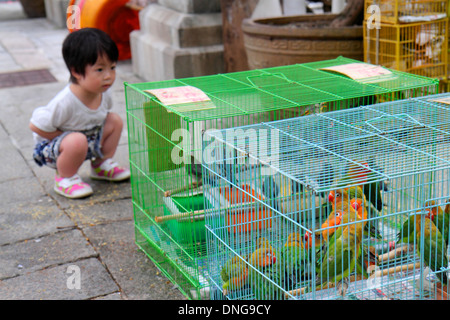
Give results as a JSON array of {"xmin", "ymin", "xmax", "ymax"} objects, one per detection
[{"xmin": 29, "ymin": 122, "xmax": 63, "ymax": 141}]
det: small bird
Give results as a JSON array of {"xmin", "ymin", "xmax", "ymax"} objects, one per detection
[
  {"xmin": 316, "ymin": 210, "xmax": 366, "ymax": 297},
  {"xmin": 302, "ymin": 188, "xmax": 350, "ymax": 249},
  {"xmin": 429, "ymin": 199, "xmax": 450, "ymax": 247},
  {"xmin": 304, "ymin": 229, "xmax": 323, "ymax": 250},
  {"xmin": 251, "ymin": 232, "xmax": 307, "ymax": 300},
  {"xmin": 249, "ymin": 246, "xmax": 276, "ymax": 268},
  {"xmin": 397, "ymin": 214, "xmax": 420, "ymax": 245},
  {"xmin": 261, "ymin": 176, "xmax": 280, "ymax": 213},
  {"xmin": 323, "ymin": 188, "xmax": 358, "ymax": 241},
  {"xmin": 397, "ymin": 201, "xmax": 440, "ymax": 246},
  {"xmin": 281, "ymin": 232, "xmax": 308, "ymax": 291},
  {"xmin": 415, "ymin": 213, "xmax": 449, "ymax": 287},
  {"xmin": 338, "ymin": 160, "xmax": 384, "ymax": 213},
  {"xmin": 221, "ymin": 254, "xmax": 249, "ymax": 296},
  {"xmin": 321, "ymin": 209, "xmax": 344, "ymax": 242},
  {"xmin": 315, "ymin": 192, "xmax": 359, "ymax": 275},
  {"xmin": 248, "ymin": 241, "xmax": 278, "ymax": 299},
  {"xmin": 350, "ymin": 197, "xmax": 378, "ymax": 278},
  {"xmin": 347, "ymin": 187, "xmax": 382, "ymax": 240}
]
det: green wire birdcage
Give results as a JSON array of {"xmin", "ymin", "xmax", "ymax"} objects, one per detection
[
  {"xmin": 124, "ymin": 56, "xmax": 438, "ymax": 300},
  {"xmin": 203, "ymin": 93, "xmax": 450, "ymax": 300}
]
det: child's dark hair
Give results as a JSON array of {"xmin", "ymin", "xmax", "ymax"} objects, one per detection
[{"xmin": 62, "ymin": 28, "xmax": 119, "ymax": 83}]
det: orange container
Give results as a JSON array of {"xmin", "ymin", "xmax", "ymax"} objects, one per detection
[
  {"xmin": 67, "ymin": 0, "xmax": 140, "ymax": 60},
  {"xmin": 220, "ymin": 185, "xmax": 272, "ymax": 233}
]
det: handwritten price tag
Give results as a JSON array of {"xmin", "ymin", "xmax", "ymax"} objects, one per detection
[
  {"xmin": 431, "ymin": 97, "xmax": 450, "ymax": 105},
  {"xmin": 320, "ymin": 63, "xmax": 392, "ymax": 80},
  {"xmin": 145, "ymin": 86, "xmax": 211, "ymax": 105}
]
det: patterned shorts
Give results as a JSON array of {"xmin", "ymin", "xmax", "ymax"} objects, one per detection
[{"xmin": 33, "ymin": 126, "xmax": 104, "ymax": 169}]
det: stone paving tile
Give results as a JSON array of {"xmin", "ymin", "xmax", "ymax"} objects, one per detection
[
  {"xmin": 0, "ymin": 128, "xmax": 34, "ymax": 181},
  {"xmin": 12, "ymin": 50, "xmax": 52, "ymax": 69},
  {"xmin": 64, "ymin": 198, "xmax": 133, "ymax": 227},
  {"xmin": 0, "ymin": 228, "xmax": 97, "ymax": 279},
  {"xmin": 0, "ymin": 257, "xmax": 119, "ymax": 300},
  {"xmin": 0, "ymin": 52, "xmax": 21, "ymax": 72},
  {"xmin": 0, "ymin": 194, "xmax": 75, "ymax": 245},
  {"xmin": 0, "ymin": 32, "xmax": 36, "ymax": 52},
  {"xmin": 0, "ymin": 177, "xmax": 51, "ymax": 206},
  {"xmin": 83, "ymin": 220, "xmax": 186, "ymax": 300}
]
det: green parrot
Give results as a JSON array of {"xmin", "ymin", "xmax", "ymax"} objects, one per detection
[
  {"xmin": 322, "ymin": 189, "xmax": 377, "ymax": 279},
  {"xmin": 349, "ymin": 195, "xmax": 380, "ymax": 278},
  {"xmin": 338, "ymin": 160, "xmax": 384, "ymax": 218},
  {"xmin": 397, "ymin": 201, "xmax": 442, "ymax": 245},
  {"xmin": 251, "ymin": 233, "xmax": 308, "ymax": 300},
  {"xmin": 315, "ymin": 207, "xmax": 366, "ymax": 297},
  {"xmin": 221, "ymin": 254, "xmax": 250, "ymax": 296},
  {"xmin": 432, "ymin": 199, "xmax": 450, "ymax": 247},
  {"xmin": 279, "ymin": 233, "xmax": 309, "ymax": 296},
  {"xmin": 316, "ymin": 189, "xmax": 359, "ymax": 270},
  {"xmin": 328, "ymin": 186, "xmax": 381, "ymax": 240},
  {"xmin": 415, "ymin": 213, "xmax": 449, "ymax": 287},
  {"xmin": 397, "ymin": 214, "xmax": 419, "ymax": 245}
]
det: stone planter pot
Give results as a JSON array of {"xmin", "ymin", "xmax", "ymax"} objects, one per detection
[
  {"xmin": 242, "ymin": 13, "xmax": 363, "ymax": 69},
  {"xmin": 19, "ymin": 0, "xmax": 46, "ymax": 18}
]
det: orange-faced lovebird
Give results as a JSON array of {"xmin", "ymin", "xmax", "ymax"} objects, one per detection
[
  {"xmin": 248, "ymin": 242, "xmax": 279, "ymax": 299},
  {"xmin": 415, "ymin": 213, "xmax": 449, "ymax": 287},
  {"xmin": 316, "ymin": 210, "xmax": 366, "ymax": 297},
  {"xmin": 221, "ymin": 254, "xmax": 249, "ymax": 296},
  {"xmin": 251, "ymin": 233, "xmax": 308, "ymax": 300},
  {"xmin": 430, "ymin": 199, "xmax": 450, "ymax": 247}
]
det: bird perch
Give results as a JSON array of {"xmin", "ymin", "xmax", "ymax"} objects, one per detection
[
  {"xmin": 164, "ymin": 180, "xmax": 202, "ymax": 197},
  {"xmin": 377, "ymin": 243, "xmax": 415, "ymax": 263}
]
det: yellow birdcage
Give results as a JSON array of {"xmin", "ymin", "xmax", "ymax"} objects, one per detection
[
  {"xmin": 364, "ymin": 0, "xmax": 448, "ymax": 25},
  {"xmin": 364, "ymin": 18, "xmax": 448, "ymax": 80}
]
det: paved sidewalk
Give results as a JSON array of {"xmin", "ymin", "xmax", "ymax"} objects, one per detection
[{"xmin": 0, "ymin": 2, "xmax": 185, "ymax": 300}]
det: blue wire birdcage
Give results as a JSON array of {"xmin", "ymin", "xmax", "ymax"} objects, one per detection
[{"xmin": 203, "ymin": 93, "xmax": 450, "ymax": 300}]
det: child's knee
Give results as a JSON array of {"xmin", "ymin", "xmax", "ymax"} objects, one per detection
[
  {"xmin": 61, "ymin": 132, "xmax": 88, "ymax": 151},
  {"xmin": 105, "ymin": 112, "xmax": 123, "ymax": 131}
]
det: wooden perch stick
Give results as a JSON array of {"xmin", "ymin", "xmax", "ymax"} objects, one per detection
[
  {"xmin": 164, "ymin": 180, "xmax": 202, "ymax": 197},
  {"xmin": 287, "ymin": 275, "xmax": 365, "ymax": 298},
  {"xmin": 155, "ymin": 201, "xmax": 258, "ymax": 223},
  {"xmin": 377, "ymin": 244, "xmax": 415, "ymax": 263},
  {"xmin": 287, "ymin": 262, "xmax": 420, "ymax": 299},
  {"xmin": 155, "ymin": 210, "xmax": 205, "ymax": 223},
  {"xmin": 372, "ymin": 262, "xmax": 421, "ymax": 278}
]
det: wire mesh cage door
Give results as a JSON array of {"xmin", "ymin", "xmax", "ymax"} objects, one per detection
[{"xmin": 203, "ymin": 95, "xmax": 450, "ymax": 300}]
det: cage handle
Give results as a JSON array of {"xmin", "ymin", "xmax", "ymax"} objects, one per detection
[
  {"xmin": 363, "ymin": 113, "xmax": 426, "ymax": 133},
  {"xmin": 246, "ymin": 73, "xmax": 290, "ymax": 87}
]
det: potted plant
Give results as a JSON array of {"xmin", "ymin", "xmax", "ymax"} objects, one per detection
[{"xmin": 242, "ymin": 0, "xmax": 365, "ymax": 69}]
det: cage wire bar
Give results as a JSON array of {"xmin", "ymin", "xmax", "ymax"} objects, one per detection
[
  {"xmin": 125, "ymin": 56, "xmax": 438, "ymax": 300},
  {"xmin": 203, "ymin": 93, "xmax": 450, "ymax": 300}
]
